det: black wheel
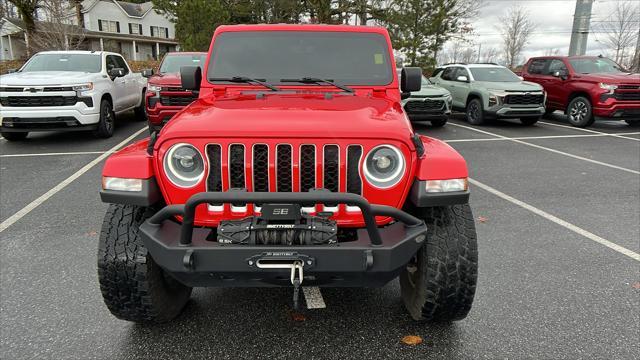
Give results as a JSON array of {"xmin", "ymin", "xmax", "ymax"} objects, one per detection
[
  {"xmin": 93, "ymin": 99, "xmax": 115, "ymax": 138},
  {"xmin": 134, "ymin": 89, "xmax": 147, "ymax": 121},
  {"xmin": 400, "ymin": 204, "xmax": 478, "ymax": 322},
  {"xmin": 566, "ymin": 96, "xmax": 594, "ymax": 127},
  {"xmin": 519, "ymin": 117, "xmax": 540, "ymax": 126},
  {"xmin": 430, "ymin": 118, "xmax": 448, "ymax": 127},
  {"xmin": 1, "ymin": 131, "xmax": 28, "ymax": 141},
  {"xmin": 465, "ymin": 98, "xmax": 485, "ymax": 125},
  {"xmin": 625, "ymin": 120, "xmax": 640, "ymax": 127},
  {"xmin": 98, "ymin": 204, "xmax": 192, "ymax": 323}
]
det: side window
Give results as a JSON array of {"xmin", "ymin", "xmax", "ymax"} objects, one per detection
[
  {"xmin": 113, "ymin": 56, "xmax": 130, "ymax": 75},
  {"xmin": 431, "ymin": 68, "xmax": 444, "ymax": 78},
  {"xmin": 105, "ymin": 55, "xmax": 118, "ymax": 72},
  {"xmin": 528, "ymin": 59, "xmax": 548, "ymax": 75},
  {"xmin": 441, "ymin": 67, "xmax": 455, "ymax": 80},
  {"xmin": 455, "ymin": 67, "xmax": 470, "ymax": 80},
  {"xmin": 547, "ymin": 59, "xmax": 567, "ymax": 75}
]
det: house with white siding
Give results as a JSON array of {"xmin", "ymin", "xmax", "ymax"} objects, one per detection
[{"xmin": 0, "ymin": 0, "xmax": 179, "ymax": 61}]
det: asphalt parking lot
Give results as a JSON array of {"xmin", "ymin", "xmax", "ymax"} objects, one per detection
[{"xmin": 1, "ymin": 112, "xmax": 639, "ymax": 359}]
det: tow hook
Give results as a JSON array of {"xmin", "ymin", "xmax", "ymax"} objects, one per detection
[{"xmin": 290, "ymin": 261, "xmax": 304, "ymax": 310}]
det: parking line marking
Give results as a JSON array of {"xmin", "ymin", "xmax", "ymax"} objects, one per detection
[
  {"xmin": 1, "ymin": 151, "xmax": 107, "ymax": 158},
  {"xmin": 539, "ymin": 121, "xmax": 640, "ymax": 142},
  {"xmin": 0, "ymin": 127, "xmax": 147, "ymax": 233},
  {"xmin": 448, "ymin": 122, "xmax": 640, "ymax": 175},
  {"xmin": 445, "ymin": 132, "xmax": 640, "ymax": 143},
  {"xmin": 303, "ymin": 286, "xmax": 326, "ymax": 309},
  {"xmin": 469, "ymin": 178, "xmax": 640, "ymax": 262}
]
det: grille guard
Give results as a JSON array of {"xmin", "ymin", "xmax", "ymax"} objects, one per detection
[{"xmin": 147, "ymin": 189, "xmax": 425, "ymax": 246}]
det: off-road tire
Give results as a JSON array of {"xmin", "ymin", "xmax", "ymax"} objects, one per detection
[
  {"xmin": 520, "ymin": 117, "xmax": 540, "ymax": 126},
  {"xmin": 93, "ymin": 99, "xmax": 115, "ymax": 138},
  {"xmin": 98, "ymin": 204, "xmax": 192, "ymax": 323},
  {"xmin": 1, "ymin": 131, "xmax": 28, "ymax": 141},
  {"xmin": 134, "ymin": 89, "xmax": 147, "ymax": 121},
  {"xmin": 625, "ymin": 119, "xmax": 640, "ymax": 127},
  {"xmin": 430, "ymin": 118, "xmax": 448, "ymax": 127},
  {"xmin": 465, "ymin": 98, "xmax": 485, "ymax": 125},
  {"xmin": 566, "ymin": 96, "xmax": 595, "ymax": 127},
  {"xmin": 400, "ymin": 204, "xmax": 478, "ymax": 322}
]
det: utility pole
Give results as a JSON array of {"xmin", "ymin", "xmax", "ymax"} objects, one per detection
[
  {"xmin": 568, "ymin": 0, "xmax": 594, "ymax": 56},
  {"xmin": 477, "ymin": 43, "xmax": 482, "ymax": 63}
]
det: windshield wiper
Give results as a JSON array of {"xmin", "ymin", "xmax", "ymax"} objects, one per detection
[
  {"xmin": 209, "ymin": 76, "xmax": 280, "ymax": 91},
  {"xmin": 280, "ymin": 77, "xmax": 354, "ymax": 93}
]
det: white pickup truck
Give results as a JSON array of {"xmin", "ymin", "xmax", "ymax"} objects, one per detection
[{"xmin": 0, "ymin": 50, "xmax": 147, "ymax": 140}]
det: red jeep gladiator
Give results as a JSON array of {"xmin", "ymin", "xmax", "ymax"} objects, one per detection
[
  {"xmin": 522, "ymin": 56, "xmax": 640, "ymax": 127},
  {"xmin": 98, "ymin": 24, "xmax": 478, "ymax": 324},
  {"xmin": 142, "ymin": 52, "xmax": 207, "ymax": 132}
]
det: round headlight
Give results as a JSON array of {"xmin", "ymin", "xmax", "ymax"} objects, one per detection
[
  {"xmin": 363, "ymin": 145, "xmax": 405, "ymax": 188},
  {"xmin": 164, "ymin": 143, "xmax": 205, "ymax": 187}
]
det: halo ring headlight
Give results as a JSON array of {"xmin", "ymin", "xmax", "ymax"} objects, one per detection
[
  {"xmin": 363, "ymin": 144, "xmax": 405, "ymax": 188},
  {"xmin": 164, "ymin": 143, "xmax": 205, "ymax": 188}
]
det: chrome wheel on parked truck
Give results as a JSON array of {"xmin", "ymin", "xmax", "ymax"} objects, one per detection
[{"xmin": 567, "ymin": 96, "xmax": 595, "ymax": 127}]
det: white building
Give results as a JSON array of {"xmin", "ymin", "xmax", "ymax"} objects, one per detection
[{"xmin": 0, "ymin": 0, "xmax": 179, "ymax": 61}]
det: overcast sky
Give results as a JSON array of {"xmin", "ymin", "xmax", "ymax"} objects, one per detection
[{"xmin": 453, "ymin": 0, "xmax": 634, "ymax": 63}]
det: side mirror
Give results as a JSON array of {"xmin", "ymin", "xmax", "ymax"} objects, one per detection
[
  {"xmin": 401, "ymin": 67, "xmax": 422, "ymax": 92},
  {"xmin": 456, "ymin": 75, "xmax": 469, "ymax": 82},
  {"xmin": 181, "ymin": 65, "xmax": 202, "ymax": 91},
  {"xmin": 6, "ymin": 68, "xmax": 18, "ymax": 74},
  {"xmin": 108, "ymin": 68, "xmax": 125, "ymax": 78},
  {"xmin": 552, "ymin": 70, "xmax": 568, "ymax": 80},
  {"xmin": 142, "ymin": 69, "xmax": 154, "ymax": 78}
]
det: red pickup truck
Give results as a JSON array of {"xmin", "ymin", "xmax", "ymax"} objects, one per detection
[
  {"xmin": 522, "ymin": 56, "xmax": 640, "ymax": 127},
  {"xmin": 143, "ymin": 52, "xmax": 206, "ymax": 132}
]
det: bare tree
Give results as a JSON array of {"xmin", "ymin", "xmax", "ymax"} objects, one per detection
[
  {"xmin": 497, "ymin": 5, "xmax": 536, "ymax": 69},
  {"xmin": 30, "ymin": 0, "xmax": 84, "ymax": 53},
  {"xmin": 8, "ymin": 0, "xmax": 41, "ymax": 57},
  {"xmin": 1, "ymin": 1, "xmax": 18, "ymax": 18},
  {"xmin": 460, "ymin": 46, "xmax": 476, "ymax": 63},
  {"xmin": 597, "ymin": 0, "xmax": 639, "ymax": 67},
  {"xmin": 543, "ymin": 48, "xmax": 561, "ymax": 56},
  {"xmin": 480, "ymin": 46, "xmax": 499, "ymax": 63}
]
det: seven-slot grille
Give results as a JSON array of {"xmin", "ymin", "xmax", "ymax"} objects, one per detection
[
  {"xmin": 504, "ymin": 93, "xmax": 544, "ymax": 105},
  {"xmin": 205, "ymin": 143, "xmax": 363, "ymax": 198},
  {"xmin": 405, "ymin": 99, "xmax": 445, "ymax": 112}
]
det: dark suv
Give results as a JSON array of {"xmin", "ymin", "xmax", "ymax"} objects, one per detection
[{"xmin": 522, "ymin": 56, "xmax": 640, "ymax": 127}]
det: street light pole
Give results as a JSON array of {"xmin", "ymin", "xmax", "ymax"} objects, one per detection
[{"xmin": 568, "ymin": 0, "xmax": 594, "ymax": 56}]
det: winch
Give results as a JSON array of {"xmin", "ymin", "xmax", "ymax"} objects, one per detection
[{"xmin": 216, "ymin": 203, "xmax": 338, "ymax": 245}]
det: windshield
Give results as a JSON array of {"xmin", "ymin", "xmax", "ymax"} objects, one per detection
[
  {"xmin": 421, "ymin": 75, "xmax": 431, "ymax": 85},
  {"xmin": 160, "ymin": 54, "xmax": 206, "ymax": 74},
  {"xmin": 569, "ymin": 57, "xmax": 627, "ymax": 74},
  {"xmin": 470, "ymin": 67, "xmax": 520, "ymax": 82},
  {"xmin": 208, "ymin": 31, "xmax": 393, "ymax": 86},
  {"xmin": 20, "ymin": 53, "xmax": 101, "ymax": 73}
]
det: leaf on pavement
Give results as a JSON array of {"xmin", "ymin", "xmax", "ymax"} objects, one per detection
[
  {"xmin": 477, "ymin": 216, "xmax": 488, "ymax": 223},
  {"xmin": 401, "ymin": 335, "xmax": 423, "ymax": 346},
  {"xmin": 632, "ymin": 282, "xmax": 640, "ymax": 290},
  {"xmin": 291, "ymin": 312, "xmax": 306, "ymax": 322},
  {"xmin": 85, "ymin": 230, "xmax": 98, "ymax": 236}
]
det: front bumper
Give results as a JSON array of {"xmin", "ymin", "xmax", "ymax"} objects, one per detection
[
  {"xmin": 0, "ymin": 94, "xmax": 100, "ymax": 131},
  {"xmin": 593, "ymin": 102, "xmax": 640, "ymax": 120},
  {"xmin": 138, "ymin": 191, "xmax": 427, "ymax": 287},
  {"xmin": 486, "ymin": 105, "xmax": 545, "ymax": 118},
  {"xmin": 404, "ymin": 97, "xmax": 451, "ymax": 121}
]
